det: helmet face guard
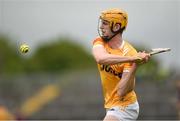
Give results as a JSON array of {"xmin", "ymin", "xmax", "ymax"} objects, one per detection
[
  {"xmin": 98, "ymin": 8, "xmax": 128, "ymax": 42},
  {"xmin": 97, "ymin": 18, "xmax": 111, "ymax": 42}
]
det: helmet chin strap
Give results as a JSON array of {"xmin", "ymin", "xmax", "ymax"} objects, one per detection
[
  {"xmin": 101, "ymin": 28, "xmax": 121, "ymax": 42},
  {"xmin": 101, "ymin": 32, "xmax": 119, "ymax": 42}
]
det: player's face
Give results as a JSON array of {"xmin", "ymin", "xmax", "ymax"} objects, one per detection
[{"xmin": 98, "ymin": 19, "xmax": 113, "ymax": 39}]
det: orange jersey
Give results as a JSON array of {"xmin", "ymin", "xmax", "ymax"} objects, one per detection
[{"xmin": 93, "ymin": 37, "xmax": 138, "ymax": 109}]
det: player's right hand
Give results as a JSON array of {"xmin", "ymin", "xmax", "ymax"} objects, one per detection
[{"xmin": 135, "ymin": 51, "xmax": 150, "ymax": 64}]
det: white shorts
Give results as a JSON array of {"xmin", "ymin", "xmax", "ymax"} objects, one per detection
[{"xmin": 106, "ymin": 101, "xmax": 139, "ymax": 121}]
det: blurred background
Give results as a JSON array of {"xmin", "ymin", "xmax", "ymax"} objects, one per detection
[{"xmin": 0, "ymin": 0, "xmax": 179, "ymax": 120}]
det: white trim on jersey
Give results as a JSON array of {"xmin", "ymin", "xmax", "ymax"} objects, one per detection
[
  {"xmin": 93, "ymin": 44, "xmax": 103, "ymax": 48},
  {"xmin": 123, "ymin": 69, "xmax": 130, "ymax": 73},
  {"xmin": 119, "ymin": 40, "xmax": 125, "ymax": 49},
  {"xmin": 123, "ymin": 47, "xmax": 129, "ymax": 56}
]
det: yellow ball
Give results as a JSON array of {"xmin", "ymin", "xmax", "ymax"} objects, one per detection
[{"xmin": 20, "ymin": 44, "xmax": 29, "ymax": 53}]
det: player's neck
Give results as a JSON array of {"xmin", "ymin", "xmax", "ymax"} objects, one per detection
[{"xmin": 108, "ymin": 34, "xmax": 123, "ymax": 49}]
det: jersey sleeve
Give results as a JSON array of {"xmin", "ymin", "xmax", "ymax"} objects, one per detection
[{"xmin": 92, "ymin": 37, "xmax": 104, "ymax": 47}]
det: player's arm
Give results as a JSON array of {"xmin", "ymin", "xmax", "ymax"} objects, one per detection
[
  {"xmin": 116, "ymin": 63, "xmax": 137, "ymax": 97},
  {"xmin": 92, "ymin": 45, "xmax": 140, "ymax": 65},
  {"xmin": 116, "ymin": 52, "xmax": 150, "ymax": 97}
]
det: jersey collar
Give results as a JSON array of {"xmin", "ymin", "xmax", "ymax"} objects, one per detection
[{"xmin": 119, "ymin": 40, "xmax": 125, "ymax": 49}]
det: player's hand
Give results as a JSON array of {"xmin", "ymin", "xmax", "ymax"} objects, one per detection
[{"xmin": 135, "ymin": 51, "xmax": 150, "ymax": 64}]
